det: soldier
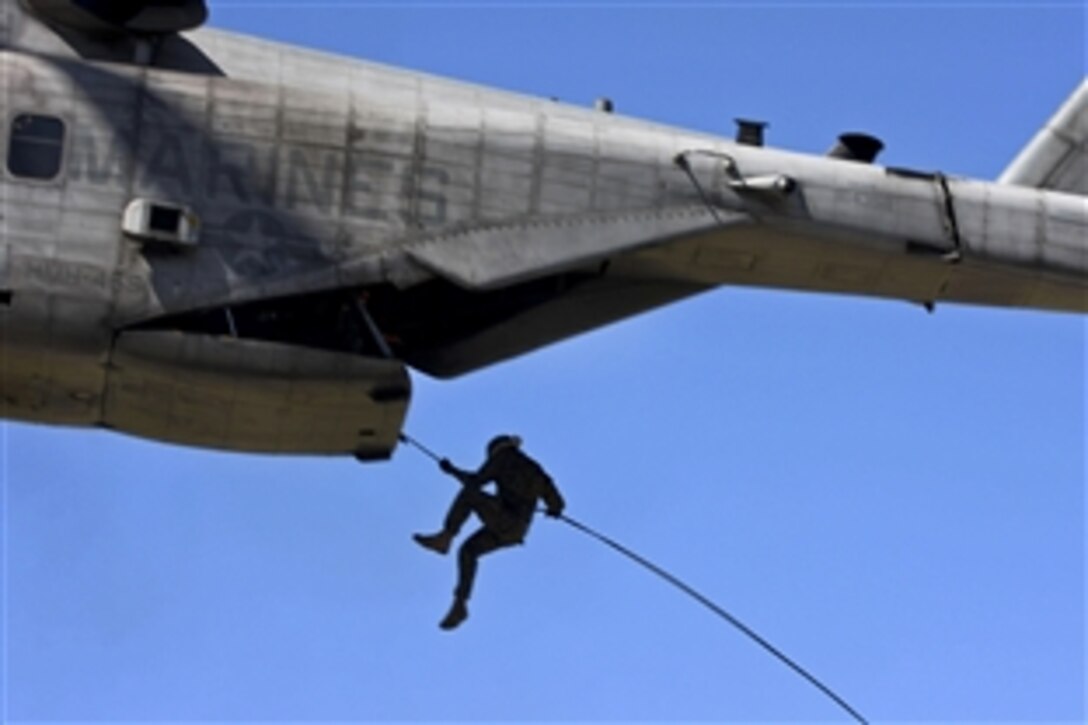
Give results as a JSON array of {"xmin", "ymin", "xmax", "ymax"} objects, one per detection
[{"xmin": 413, "ymin": 434, "xmax": 566, "ymax": 630}]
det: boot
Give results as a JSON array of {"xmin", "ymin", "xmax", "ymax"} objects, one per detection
[
  {"xmin": 413, "ymin": 530, "xmax": 453, "ymax": 555},
  {"xmin": 439, "ymin": 598, "xmax": 468, "ymax": 630}
]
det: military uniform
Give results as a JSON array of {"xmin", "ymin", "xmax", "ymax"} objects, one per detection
[{"xmin": 414, "ymin": 436, "xmax": 565, "ymax": 630}]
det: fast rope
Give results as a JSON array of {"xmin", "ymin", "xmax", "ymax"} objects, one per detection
[
  {"xmin": 397, "ymin": 433, "xmax": 868, "ymax": 725},
  {"xmin": 549, "ymin": 511, "xmax": 868, "ymax": 725}
]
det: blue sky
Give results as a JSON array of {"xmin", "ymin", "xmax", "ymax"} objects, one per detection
[{"xmin": 3, "ymin": 1, "xmax": 1086, "ymax": 722}]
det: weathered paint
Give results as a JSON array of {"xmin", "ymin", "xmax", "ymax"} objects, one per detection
[{"xmin": 0, "ymin": 0, "xmax": 1084, "ymax": 455}]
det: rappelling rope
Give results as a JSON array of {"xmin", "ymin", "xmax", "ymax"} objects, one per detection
[
  {"xmin": 550, "ymin": 511, "xmax": 867, "ymax": 724},
  {"xmin": 399, "ymin": 433, "xmax": 445, "ymax": 465},
  {"xmin": 397, "ymin": 433, "xmax": 868, "ymax": 724}
]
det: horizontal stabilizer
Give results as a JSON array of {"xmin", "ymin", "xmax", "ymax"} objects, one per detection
[
  {"xmin": 407, "ymin": 207, "xmax": 741, "ymax": 290},
  {"xmin": 999, "ymin": 78, "xmax": 1087, "ymax": 195}
]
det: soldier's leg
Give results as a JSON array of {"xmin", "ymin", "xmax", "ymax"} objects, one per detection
[
  {"xmin": 439, "ymin": 522, "xmax": 519, "ymax": 630},
  {"xmin": 416, "ymin": 489, "xmax": 509, "ymax": 557},
  {"xmin": 455, "ymin": 527, "xmax": 517, "ymax": 602},
  {"xmin": 439, "ymin": 528, "xmax": 507, "ymax": 630},
  {"xmin": 442, "ymin": 486, "xmax": 484, "ymax": 536},
  {"xmin": 459, "ymin": 487, "xmax": 524, "ymax": 536}
]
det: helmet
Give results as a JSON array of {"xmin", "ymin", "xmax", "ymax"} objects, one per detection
[{"xmin": 487, "ymin": 434, "xmax": 522, "ymax": 458}]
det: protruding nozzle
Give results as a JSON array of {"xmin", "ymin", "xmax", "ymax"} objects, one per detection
[{"xmin": 828, "ymin": 133, "xmax": 885, "ymax": 163}]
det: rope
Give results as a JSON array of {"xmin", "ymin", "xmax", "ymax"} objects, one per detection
[
  {"xmin": 397, "ymin": 432, "xmax": 868, "ymax": 724},
  {"xmin": 399, "ymin": 433, "xmax": 444, "ymax": 465},
  {"xmin": 553, "ymin": 512, "xmax": 868, "ymax": 725}
]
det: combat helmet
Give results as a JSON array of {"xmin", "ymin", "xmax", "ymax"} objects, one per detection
[{"xmin": 487, "ymin": 434, "xmax": 522, "ymax": 457}]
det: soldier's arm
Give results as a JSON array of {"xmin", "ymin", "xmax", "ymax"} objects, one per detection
[
  {"xmin": 440, "ymin": 459, "xmax": 479, "ymax": 486},
  {"xmin": 540, "ymin": 475, "xmax": 565, "ymax": 517},
  {"xmin": 472, "ymin": 454, "xmax": 505, "ymax": 487},
  {"xmin": 442, "ymin": 454, "xmax": 500, "ymax": 487}
]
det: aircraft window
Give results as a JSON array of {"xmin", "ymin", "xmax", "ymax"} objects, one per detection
[{"xmin": 8, "ymin": 114, "xmax": 66, "ymax": 180}]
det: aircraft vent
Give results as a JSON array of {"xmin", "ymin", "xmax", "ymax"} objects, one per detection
[
  {"xmin": 122, "ymin": 199, "xmax": 200, "ymax": 247},
  {"xmin": 827, "ymin": 132, "xmax": 885, "ymax": 163},
  {"xmin": 23, "ymin": 0, "xmax": 208, "ymax": 35},
  {"xmin": 735, "ymin": 119, "xmax": 768, "ymax": 147}
]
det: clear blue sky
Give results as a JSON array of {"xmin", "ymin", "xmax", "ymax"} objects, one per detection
[{"xmin": 3, "ymin": 2, "xmax": 1085, "ymax": 722}]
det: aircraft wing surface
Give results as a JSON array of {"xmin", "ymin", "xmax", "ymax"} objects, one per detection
[
  {"xmin": 407, "ymin": 205, "xmax": 740, "ymax": 291},
  {"xmin": 395, "ymin": 207, "xmax": 751, "ymax": 377}
]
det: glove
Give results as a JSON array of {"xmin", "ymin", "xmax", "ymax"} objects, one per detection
[
  {"xmin": 439, "ymin": 458, "xmax": 456, "ymax": 475},
  {"xmin": 545, "ymin": 507, "xmax": 563, "ymax": 519}
]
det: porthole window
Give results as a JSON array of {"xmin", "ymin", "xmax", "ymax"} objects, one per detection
[{"xmin": 8, "ymin": 114, "xmax": 66, "ymax": 180}]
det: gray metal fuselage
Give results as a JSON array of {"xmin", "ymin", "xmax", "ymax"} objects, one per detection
[{"xmin": 1, "ymin": 5, "xmax": 1085, "ymax": 457}]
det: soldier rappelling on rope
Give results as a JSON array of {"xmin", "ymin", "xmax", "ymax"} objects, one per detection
[
  {"xmin": 398, "ymin": 431, "xmax": 867, "ymax": 723},
  {"xmin": 412, "ymin": 434, "xmax": 566, "ymax": 630}
]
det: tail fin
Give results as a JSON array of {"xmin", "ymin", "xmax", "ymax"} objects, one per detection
[{"xmin": 999, "ymin": 79, "xmax": 1087, "ymax": 195}]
